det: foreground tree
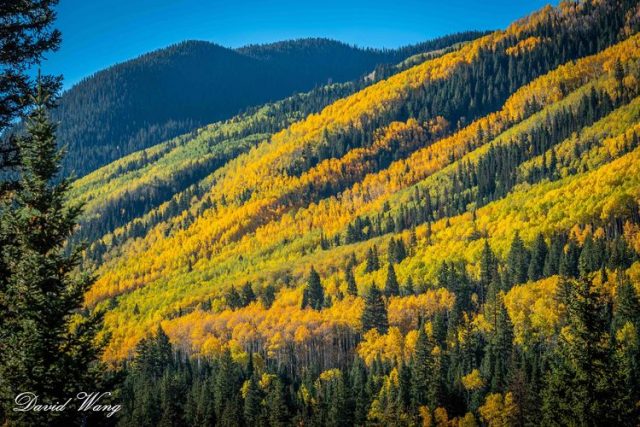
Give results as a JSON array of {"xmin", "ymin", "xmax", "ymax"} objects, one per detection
[
  {"xmin": 0, "ymin": 89, "xmax": 105, "ymax": 426},
  {"xmin": 542, "ymin": 276, "xmax": 631, "ymax": 425}
]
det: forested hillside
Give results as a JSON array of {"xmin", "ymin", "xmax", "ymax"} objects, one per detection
[
  {"xmin": 55, "ymin": 32, "xmax": 483, "ymax": 178},
  {"xmin": 74, "ymin": 0, "xmax": 640, "ymax": 425},
  {"xmin": 68, "ymin": 34, "xmax": 482, "ymax": 267}
]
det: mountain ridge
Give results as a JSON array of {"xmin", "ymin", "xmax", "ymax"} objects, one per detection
[{"xmin": 55, "ymin": 31, "xmax": 485, "ymax": 178}]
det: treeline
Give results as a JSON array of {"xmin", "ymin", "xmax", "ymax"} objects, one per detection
[
  {"xmin": 55, "ymin": 34, "xmax": 485, "ymax": 178},
  {"xmin": 116, "ymin": 225, "xmax": 640, "ymax": 426}
]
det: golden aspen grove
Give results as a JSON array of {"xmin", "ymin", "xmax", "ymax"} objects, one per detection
[{"xmin": 11, "ymin": 0, "xmax": 640, "ymax": 425}]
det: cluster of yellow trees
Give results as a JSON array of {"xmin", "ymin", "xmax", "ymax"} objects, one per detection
[{"xmin": 155, "ymin": 288, "xmax": 454, "ymax": 368}]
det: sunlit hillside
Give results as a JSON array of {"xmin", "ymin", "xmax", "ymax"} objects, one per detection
[{"xmin": 73, "ymin": 0, "xmax": 640, "ymax": 424}]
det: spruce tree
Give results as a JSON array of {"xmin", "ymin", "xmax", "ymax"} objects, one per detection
[
  {"xmin": 578, "ymin": 232, "xmax": 598, "ymax": 277},
  {"xmin": 479, "ymin": 239, "xmax": 498, "ymax": 304},
  {"xmin": 506, "ymin": 231, "xmax": 530, "ymax": 286},
  {"xmin": 226, "ymin": 285, "xmax": 243, "ymax": 309},
  {"xmin": 543, "ymin": 234, "xmax": 564, "ymax": 277},
  {"xmin": 302, "ymin": 266, "xmax": 324, "ymax": 310},
  {"xmin": 325, "ymin": 373, "xmax": 352, "ymax": 427},
  {"xmin": 527, "ymin": 233, "xmax": 547, "ymax": 281},
  {"xmin": 241, "ymin": 282, "xmax": 256, "ymax": 306},
  {"xmin": 411, "ymin": 324, "xmax": 434, "ymax": 409},
  {"xmin": 613, "ymin": 272, "xmax": 640, "ymax": 413},
  {"xmin": 0, "ymin": 89, "xmax": 105, "ymax": 426},
  {"xmin": 345, "ymin": 267, "xmax": 358, "ymax": 296},
  {"xmin": 482, "ymin": 295, "xmax": 513, "ymax": 393},
  {"xmin": 243, "ymin": 376, "xmax": 263, "ymax": 425},
  {"xmin": 384, "ymin": 262, "xmax": 400, "ymax": 297},
  {"xmin": 361, "ymin": 284, "xmax": 388, "ymax": 333},
  {"xmin": 542, "ymin": 276, "xmax": 630, "ymax": 425},
  {"xmin": 403, "ymin": 276, "xmax": 415, "ymax": 296},
  {"xmin": 398, "ymin": 362, "xmax": 412, "ymax": 413},
  {"xmin": 266, "ymin": 377, "xmax": 290, "ymax": 427},
  {"xmin": 387, "ymin": 238, "xmax": 397, "ymax": 264},
  {"xmin": 158, "ymin": 371, "xmax": 185, "ymax": 427},
  {"xmin": 135, "ymin": 326, "xmax": 174, "ymax": 379},
  {"xmin": 260, "ymin": 283, "xmax": 276, "ymax": 309},
  {"xmin": 559, "ymin": 237, "xmax": 580, "ymax": 278},
  {"xmin": 213, "ymin": 349, "xmax": 241, "ymax": 420},
  {"xmin": 388, "ymin": 238, "xmax": 406, "ymax": 264},
  {"xmin": 365, "ymin": 245, "xmax": 380, "ymax": 273},
  {"xmin": 350, "ymin": 358, "xmax": 370, "ymax": 426}
]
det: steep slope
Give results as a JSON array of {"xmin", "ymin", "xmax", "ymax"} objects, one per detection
[
  {"xmin": 82, "ymin": 0, "xmax": 640, "ymax": 362},
  {"xmin": 56, "ymin": 32, "xmax": 484, "ymax": 178},
  {"xmin": 69, "ymin": 34, "xmax": 475, "ymax": 261}
]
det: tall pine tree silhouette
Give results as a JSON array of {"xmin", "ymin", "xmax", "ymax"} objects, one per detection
[{"xmin": 0, "ymin": 86, "xmax": 105, "ymax": 426}]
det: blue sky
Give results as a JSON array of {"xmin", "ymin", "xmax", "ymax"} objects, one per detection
[{"xmin": 45, "ymin": 0, "xmax": 553, "ymax": 89}]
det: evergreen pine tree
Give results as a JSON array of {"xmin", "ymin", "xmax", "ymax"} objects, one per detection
[
  {"xmin": 362, "ymin": 284, "xmax": 389, "ymax": 333},
  {"xmin": 350, "ymin": 358, "xmax": 370, "ymax": 426},
  {"xmin": 135, "ymin": 326, "xmax": 174, "ymax": 379},
  {"xmin": 0, "ymin": 89, "xmax": 105, "ymax": 426},
  {"xmin": 302, "ymin": 266, "xmax": 324, "ymax": 310},
  {"xmin": 507, "ymin": 231, "xmax": 530, "ymax": 286},
  {"xmin": 243, "ymin": 375, "xmax": 263, "ymax": 425},
  {"xmin": 266, "ymin": 377, "xmax": 290, "ymax": 427},
  {"xmin": 213, "ymin": 349, "xmax": 241, "ymax": 420},
  {"xmin": 559, "ymin": 237, "xmax": 580, "ymax": 278},
  {"xmin": 479, "ymin": 239, "xmax": 498, "ymax": 304},
  {"xmin": 326, "ymin": 373, "xmax": 352, "ymax": 427},
  {"xmin": 411, "ymin": 324, "xmax": 434, "ymax": 410},
  {"xmin": 0, "ymin": 0, "xmax": 61, "ymax": 194},
  {"xmin": 365, "ymin": 245, "xmax": 380, "ymax": 273},
  {"xmin": 398, "ymin": 362, "xmax": 412, "ymax": 413},
  {"xmin": 241, "ymin": 282, "xmax": 256, "ymax": 306},
  {"xmin": 542, "ymin": 276, "xmax": 630, "ymax": 425},
  {"xmin": 543, "ymin": 234, "xmax": 564, "ymax": 277},
  {"xmin": 384, "ymin": 263, "xmax": 400, "ymax": 297},
  {"xmin": 345, "ymin": 267, "xmax": 358, "ymax": 296},
  {"xmin": 387, "ymin": 238, "xmax": 397, "ymax": 264},
  {"xmin": 260, "ymin": 284, "xmax": 276, "ymax": 309},
  {"xmin": 158, "ymin": 371, "xmax": 185, "ymax": 427},
  {"xmin": 393, "ymin": 239, "xmax": 406, "ymax": 264},
  {"xmin": 403, "ymin": 276, "xmax": 415, "ymax": 296},
  {"xmin": 578, "ymin": 232, "xmax": 598, "ymax": 277},
  {"xmin": 226, "ymin": 285, "xmax": 243, "ymax": 309},
  {"xmin": 482, "ymin": 295, "xmax": 513, "ymax": 393},
  {"xmin": 528, "ymin": 233, "xmax": 547, "ymax": 281},
  {"xmin": 613, "ymin": 272, "xmax": 640, "ymax": 414}
]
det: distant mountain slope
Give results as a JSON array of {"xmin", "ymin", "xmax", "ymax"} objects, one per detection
[
  {"xmin": 78, "ymin": 0, "xmax": 640, "ymax": 362},
  {"xmin": 69, "ymin": 35, "xmax": 478, "ymax": 255},
  {"xmin": 56, "ymin": 32, "xmax": 484, "ymax": 177}
]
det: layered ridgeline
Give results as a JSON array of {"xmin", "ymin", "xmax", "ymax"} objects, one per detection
[
  {"xmin": 69, "ymin": 33, "xmax": 478, "ymax": 260},
  {"xmin": 56, "ymin": 33, "xmax": 483, "ymax": 178},
  {"xmin": 81, "ymin": 0, "xmax": 640, "ymax": 424}
]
